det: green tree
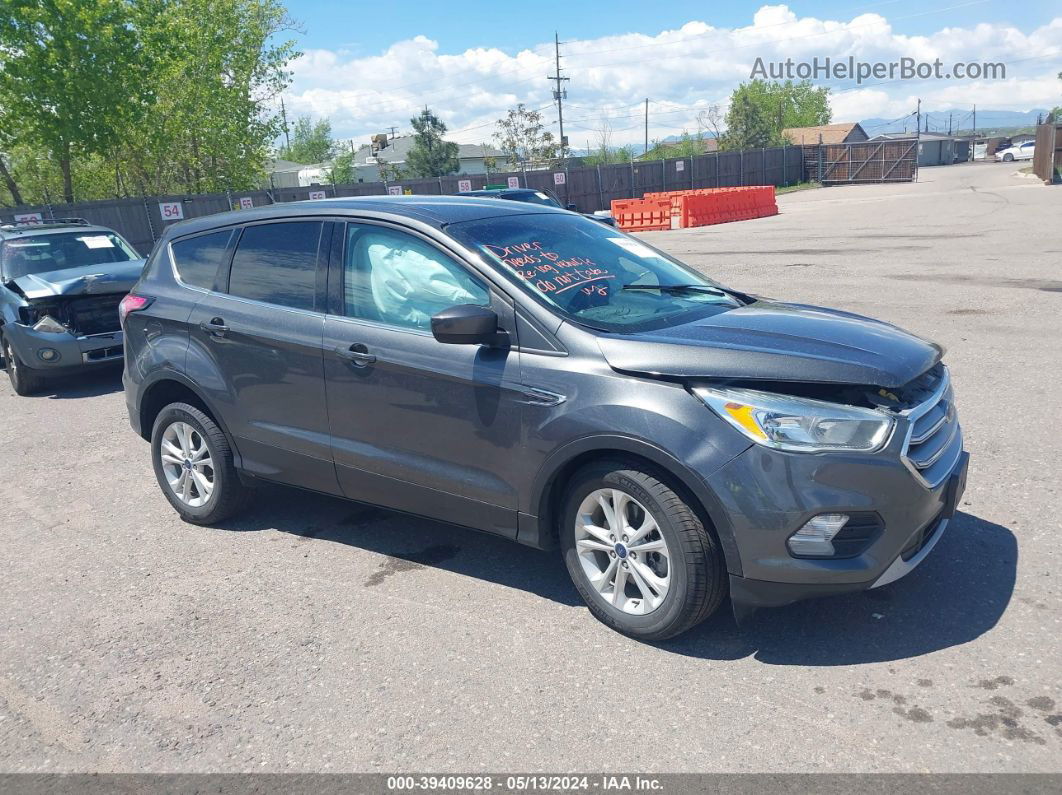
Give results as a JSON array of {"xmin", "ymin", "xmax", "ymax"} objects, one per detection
[
  {"xmin": 405, "ymin": 108, "xmax": 459, "ymax": 178},
  {"xmin": 494, "ymin": 104, "xmax": 557, "ymax": 168},
  {"xmin": 0, "ymin": 0, "xmax": 298, "ymax": 204},
  {"xmin": 0, "ymin": 0, "xmax": 153, "ymax": 202},
  {"xmin": 280, "ymin": 115, "xmax": 336, "ymax": 164},
  {"xmin": 721, "ymin": 79, "xmax": 831, "ymax": 150},
  {"xmin": 721, "ymin": 93, "xmax": 778, "ymax": 150},
  {"xmin": 376, "ymin": 158, "xmax": 404, "ymax": 182},
  {"xmin": 329, "ymin": 149, "xmax": 356, "ymax": 183},
  {"xmin": 643, "ymin": 131, "xmax": 710, "ymax": 160}
]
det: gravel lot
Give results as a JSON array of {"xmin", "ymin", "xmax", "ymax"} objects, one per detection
[{"xmin": 1, "ymin": 162, "xmax": 1059, "ymax": 773}]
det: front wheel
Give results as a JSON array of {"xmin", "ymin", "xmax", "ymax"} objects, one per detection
[
  {"xmin": 560, "ymin": 462, "xmax": 727, "ymax": 641},
  {"xmin": 1002, "ymin": 153, "xmax": 1014, "ymax": 162},
  {"xmin": 151, "ymin": 402, "xmax": 251, "ymax": 524},
  {"xmin": 2, "ymin": 335, "xmax": 45, "ymax": 396}
]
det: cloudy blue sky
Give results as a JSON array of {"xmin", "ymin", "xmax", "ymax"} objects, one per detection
[{"xmin": 280, "ymin": 1, "xmax": 1062, "ymax": 145}]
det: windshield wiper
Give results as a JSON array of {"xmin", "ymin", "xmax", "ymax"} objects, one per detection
[{"xmin": 621, "ymin": 283, "xmax": 726, "ymax": 296}]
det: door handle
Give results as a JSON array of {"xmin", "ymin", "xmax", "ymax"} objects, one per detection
[
  {"xmin": 199, "ymin": 317, "xmax": 229, "ymax": 338},
  {"xmin": 335, "ymin": 343, "xmax": 376, "ymax": 366}
]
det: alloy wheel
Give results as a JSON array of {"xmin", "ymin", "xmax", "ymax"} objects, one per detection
[
  {"xmin": 160, "ymin": 421, "xmax": 215, "ymax": 507},
  {"xmin": 574, "ymin": 488, "xmax": 671, "ymax": 615}
]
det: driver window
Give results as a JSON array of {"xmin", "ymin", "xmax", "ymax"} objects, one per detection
[{"xmin": 344, "ymin": 225, "xmax": 489, "ymax": 330}]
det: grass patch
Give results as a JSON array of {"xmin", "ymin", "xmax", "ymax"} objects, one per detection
[
  {"xmin": 1019, "ymin": 166, "xmax": 1034, "ymax": 175},
  {"xmin": 775, "ymin": 181, "xmax": 821, "ymax": 195}
]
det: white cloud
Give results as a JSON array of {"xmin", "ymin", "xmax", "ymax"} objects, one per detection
[{"xmin": 284, "ymin": 5, "xmax": 1062, "ymax": 146}]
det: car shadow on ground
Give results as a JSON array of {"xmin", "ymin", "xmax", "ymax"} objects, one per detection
[
  {"xmin": 24, "ymin": 365, "xmax": 123, "ymax": 399},
  {"xmin": 223, "ymin": 489, "xmax": 1016, "ymax": 665}
]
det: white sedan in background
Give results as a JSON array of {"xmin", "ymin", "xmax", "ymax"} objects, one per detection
[{"xmin": 995, "ymin": 141, "xmax": 1035, "ymax": 161}]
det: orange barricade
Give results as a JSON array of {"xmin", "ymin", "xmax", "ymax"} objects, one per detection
[
  {"xmin": 610, "ymin": 198, "xmax": 672, "ymax": 231},
  {"xmin": 640, "ymin": 186, "xmax": 778, "ymax": 228}
]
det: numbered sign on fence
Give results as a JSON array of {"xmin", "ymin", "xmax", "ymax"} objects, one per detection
[
  {"xmin": 308, "ymin": 190, "xmax": 326, "ymax": 200},
  {"xmin": 13, "ymin": 212, "xmax": 43, "ymax": 224},
  {"xmin": 553, "ymin": 172, "xmax": 566, "ymax": 185},
  {"xmin": 675, "ymin": 160, "xmax": 685, "ymax": 172},
  {"xmin": 239, "ymin": 197, "xmax": 254, "ymax": 210},
  {"xmin": 507, "ymin": 177, "xmax": 520, "ymax": 188},
  {"xmin": 457, "ymin": 179, "xmax": 472, "ymax": 193},
  {"xmin": 387, "ymin": 186, "xmax": 402, "ymax": 196},
  {"xmin": 159, "ymin": 202, "xmax": 184, "ymax": 221}
]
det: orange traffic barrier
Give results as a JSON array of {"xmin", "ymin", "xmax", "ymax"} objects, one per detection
[
  {"xmin": 610, "ymin": 198, "xmax": 672, "ymax": 231},
  {"xmin": 640, "ymin": 186, "xmax": 778, "ymax": 228}
]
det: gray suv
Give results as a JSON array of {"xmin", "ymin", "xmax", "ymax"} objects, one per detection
[
  {"xmin": 122, "ymin": 197, "xmax": 968, "ymax": 640},
  {"xmin": 1, "ymin": 218, "xmax": 144, "ymax": 395}
]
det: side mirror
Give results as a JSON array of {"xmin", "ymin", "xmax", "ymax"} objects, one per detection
[
  {"xmin": 566, "ymin": 203, "xmax": 578, "ymax": 211},
  {"xmin": 431, "ymin": 304, "xmax": 500, "ymax": 345}
]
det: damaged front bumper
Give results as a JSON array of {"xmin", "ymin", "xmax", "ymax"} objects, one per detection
[{"xmin": 3, "ymin": 322, "xmax": 124, "ymax": 374}]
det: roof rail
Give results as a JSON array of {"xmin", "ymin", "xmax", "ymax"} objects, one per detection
[{"xmin": 0, "ymin": 217, "xmax": 91, "ymax": 230}]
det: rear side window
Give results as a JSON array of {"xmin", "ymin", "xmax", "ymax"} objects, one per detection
[
  {"xmin": 171, "ymin": 231, "xmax": 233, "ymax": 289},
  {"xmin": 228, "ymin": 222, "xmax": 322, "ymax": 311}
]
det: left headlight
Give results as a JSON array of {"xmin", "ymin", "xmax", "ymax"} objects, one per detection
[
  {"xmin": 32, "ymin": 315, "xmax": 69, "ymax": 334},
  {"xmin": 693, "ymin": 385, "xmax": 894, "ymax": 453}
]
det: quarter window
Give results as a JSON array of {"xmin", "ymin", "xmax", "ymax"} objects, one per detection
[
  {"xmin": 343, "ymin": 225, "xmax": 489, "ymax": 330},
  {"xmin": 228, "ymin": 222, "xmax": 322, "ymax": 311},
  {"xmin": 170, "ymin": 230, "xmax": 233, "ymax": 290}
]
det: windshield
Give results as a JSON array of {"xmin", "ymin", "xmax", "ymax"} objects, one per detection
[
  {"xmin": 506, "ymin": 191, "xmax": 562, "ymax": 208},
  {"xmin": 1, "ymin": 231, "xmax": 139, "ymax": 281},
  {"xmin": 449, "ymin": 213, "xmax": 742, "ymax": 332}
]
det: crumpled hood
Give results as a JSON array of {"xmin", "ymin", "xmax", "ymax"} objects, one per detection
[
  {"xmin": 597, "ymin": 300, "xmax": 942, "ymax": 388},
  {"xmin": 9, "ymin": 260, "xmax": 145, "ymax": 300}
]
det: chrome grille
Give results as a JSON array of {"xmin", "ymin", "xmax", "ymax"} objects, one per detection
[{"xmin": 901, "ymin": 367, "xmax": 962, "ymax": 489}]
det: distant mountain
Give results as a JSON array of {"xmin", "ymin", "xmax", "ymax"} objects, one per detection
[{"xmin": 858, "ymin": 108, "xmax": 1050, "ymax": 136}]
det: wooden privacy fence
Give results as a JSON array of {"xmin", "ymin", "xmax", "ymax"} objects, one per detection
[
  {"xmin": 1, "ymin": 141, "xmax": 916, "ymax": 254},
  {"xmin": 1032, "ymin": 122, "xmax": 1062, "ymax": 185},
  {"xmin": 0, "ymin": 146, "xmax": 805, "ymax": 255}
]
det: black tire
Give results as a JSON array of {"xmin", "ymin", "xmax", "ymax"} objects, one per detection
[
  {"xmin": 2, "ymin": 335, "xmax": 46, "ymax": 397},
  {"xmin": 559, "ymin": 460, "xmax": 727, "ymax": 641},
  {"xmin": 1002, "ymin": 153, "xmax": 1014, "ymax": 162},
  {"xmin": 151, "ymin": 402, "xmax": 251, "ymax": 524}
]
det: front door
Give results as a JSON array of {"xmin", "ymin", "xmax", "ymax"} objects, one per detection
[{"xmin": 322, "ymin": 222, "xmax": 524, "ymax": 538}]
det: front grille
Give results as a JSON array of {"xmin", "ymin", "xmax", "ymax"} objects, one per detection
[
  {"xmin": 901, "ymin": 366, "xmax": 962, "ymax": 488},
  {"xmin": 67, "ymin": 294, "xmax": 123, "ymax": 336}
]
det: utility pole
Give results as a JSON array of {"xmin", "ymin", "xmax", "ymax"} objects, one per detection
[
  {"xmin": 644, "ymin": 98, "xmax": 649, "ymax": 156},
  {"xmin": 387, "ymin": 126, "xmax": 399, "ymax": 139},
  {"xmin": 948, "ymin": 112, "xmax": 953, "ymax": 136},
  {"xmin": 972, "ymin": 104, "xmax": 976, "ymax": 137},
  {"xmin": 915, "ymin": 98, "xmax": 921, "ymax": 142},
  {"xmin": 547, "ymin": 31, "xmax": 570, "ymax": 162},
  {"xmin": 280, "ymin": 97, "xmax": 291, "ymax": 150}
]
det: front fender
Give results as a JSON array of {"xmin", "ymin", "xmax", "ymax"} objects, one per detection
[{"xmin": 524, "ymin": 431, "xmax": 749, "ymax": 576}]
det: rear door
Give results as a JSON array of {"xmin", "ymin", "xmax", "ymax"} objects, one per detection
[
  {"xmin": 322, "ymin": 221, "xmax": 525, "ymax": 538},
  {"xmin": 186, "ymin": 219, "xmax": 340, "ymax": 494}
]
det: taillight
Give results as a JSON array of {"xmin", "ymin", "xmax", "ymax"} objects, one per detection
[{"xmin": 119, "ymin": 293, "xmax": 153, "ymax": 326}]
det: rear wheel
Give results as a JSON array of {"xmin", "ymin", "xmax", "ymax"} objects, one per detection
[
  {"xmin": 560, "ymin": 461, "xmax": 727, "ymax": 641},
  {"xmin": 2, "ymin": 335, "xmax": 45, "ymax": 396},
  {"xmin": 1002, "ymin": 153, "xmax": 1014, "ymax": 162},
  {"xmin": 151, "ymin": 402, "xmax": 251, "ymax": 524}
]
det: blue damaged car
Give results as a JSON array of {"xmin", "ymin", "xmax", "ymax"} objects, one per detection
[{"xmin": 0, "ymin": 218, "xmax": 144, "ymax": 395}]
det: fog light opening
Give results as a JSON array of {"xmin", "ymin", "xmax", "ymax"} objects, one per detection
[
  {"xmin": 788, "ymin": 513, "xmax": 849, "ymax": 557},
  {"xmin": 37, "ymin": 348, "xmax": 60, "ymax": 363}
]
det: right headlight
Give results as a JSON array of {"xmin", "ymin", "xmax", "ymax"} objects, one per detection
[{"xmin": 693, "ymin": 385, "xmax": 894, "ymax": 453}]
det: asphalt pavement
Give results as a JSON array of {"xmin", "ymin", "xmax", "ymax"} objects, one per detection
[{"xmin": 0, "ymin": 161, "xmax": 1058, "ymax": 773}]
